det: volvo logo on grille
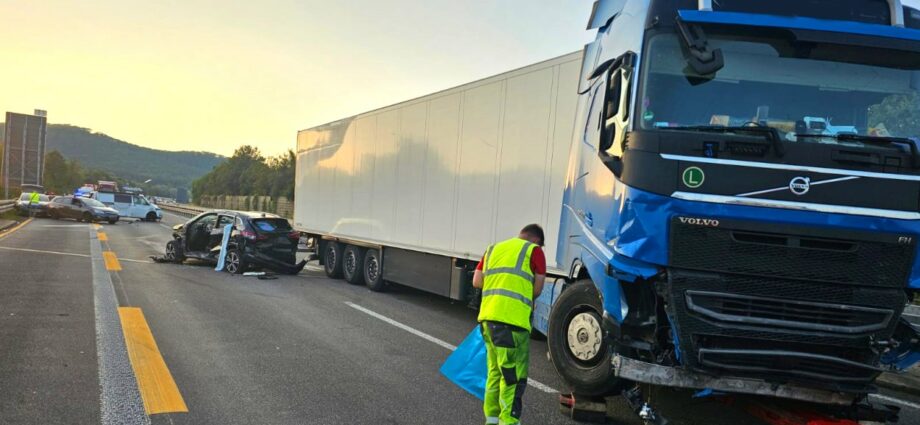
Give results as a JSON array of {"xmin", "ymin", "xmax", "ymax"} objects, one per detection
[
  {"xmin": 678, "ymin": 217, "xmax": 720, "ymax": 227},
  {"xmin": 789, "ymin": 176, "xmax": 811, "ymax": 195}
]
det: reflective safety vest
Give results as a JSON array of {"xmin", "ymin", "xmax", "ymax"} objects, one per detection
[
  {"xmin": 477, "ymin": 237, "xmax": 537, "ymax": 331},
  {"xmin": 29, "ymin": 192, "xmax": 40, "ymax": 205}
]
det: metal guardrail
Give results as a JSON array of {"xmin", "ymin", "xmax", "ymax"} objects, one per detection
[
  {"xmin": 157, "ymin": 203, "xmax": 207, "ymax": 217},
  {"xmin": 0, "ymin": 199, "xmax": 16, "ymax": 213}
]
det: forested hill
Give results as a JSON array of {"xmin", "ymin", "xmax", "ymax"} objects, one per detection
[{"xmin": 1, "ymin": 123, "xmax": 224, "ymax": 188}]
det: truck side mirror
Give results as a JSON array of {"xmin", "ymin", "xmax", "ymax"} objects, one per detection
[{"xmin": 676, "ymin": 17, "xmax": 724, "ymax": 76}]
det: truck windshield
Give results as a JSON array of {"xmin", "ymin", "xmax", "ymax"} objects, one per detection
[{"xmin": 639, "ymin": 33, "xmax": 920, "ymax": 143}]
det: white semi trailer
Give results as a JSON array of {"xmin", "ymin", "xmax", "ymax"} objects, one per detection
[{"xmin": 294, "ymin": 52, "xmax": 580, "ymax": 303}]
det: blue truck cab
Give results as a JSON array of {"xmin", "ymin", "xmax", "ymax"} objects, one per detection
[{"xmin": 535, "ymin": 0, "xmax": 920, "ymax": 407}]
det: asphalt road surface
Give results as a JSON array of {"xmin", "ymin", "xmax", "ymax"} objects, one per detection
[{"xmin": 1, "ymin": 212, "xmax": 919, "ymax": 425}]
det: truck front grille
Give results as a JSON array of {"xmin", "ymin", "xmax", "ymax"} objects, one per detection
[
  {"xmin": 666, "ymin": 268, "xmax": 907, "ymax": 390},
  {"xmin": 670, "ymin": 218, "xmax": 914, "ymax": 288},
  {"xmin": 685, "ymin": 290, "xmax": 894, "ymax": 335}
]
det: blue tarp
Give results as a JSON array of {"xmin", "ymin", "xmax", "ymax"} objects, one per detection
[
  {"xmin": 440, "ymin": 326, "xmax": 487, "ymax": 400},
  {"xmin": 214, "ymin": 224, "xmax": 233, "ymax": 271}
]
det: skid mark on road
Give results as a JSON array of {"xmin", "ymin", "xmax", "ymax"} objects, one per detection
[
  {"xmin": 118, "ymin": 307, "xmax": 188, "ymax": 415},
  {"xmin": 344, "ymin": 301, "xmax": 558, "ymax": 394}
]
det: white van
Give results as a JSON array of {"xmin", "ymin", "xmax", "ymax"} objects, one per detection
[{"xmin": 92, "ymin": 191, "xmax": 162, "ymax": 221}]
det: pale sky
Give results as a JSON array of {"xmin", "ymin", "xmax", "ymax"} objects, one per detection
[{"xmin": 0, "ymin": 1, "xmax": 595, "ymax": 156}]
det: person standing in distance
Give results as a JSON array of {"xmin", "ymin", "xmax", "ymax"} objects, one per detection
[{"xmin": 472, "ymin": 224, "xmax": 546, "ymax": 425}]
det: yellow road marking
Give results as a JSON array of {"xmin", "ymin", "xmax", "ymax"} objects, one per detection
[
  {"xmin": 102, "ymin": 251, "xmax": 122, "ymax": 271},
  {"xmin": 93, "ymin": 223, "xmax": 102, "ymax": 230},
  {"xmin": 0, "ymin": 218, "xmax": 33, "ymax": 240},
  {"xmin": 118, "ymin": 307, "xmax": 188, "ymax": 414},
  {"xmin": 98, "ymin": 232, "xmax": 108, "ymax": 242}
]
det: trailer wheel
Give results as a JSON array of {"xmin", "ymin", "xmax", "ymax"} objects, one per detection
[
  {"xmin": 342, "ymin": 245, "xmax": 366, "ymax": 285},
  {"xmin": 364, "ymin": 249, "xmax": 387, "ymax": 292},
  {"xmin": 547, "ymin": 279, "xmax": 626, "ymax": 396},
  {"xmin": 323, "ymin": 241, "xmax": 344, "ymax": 279}
]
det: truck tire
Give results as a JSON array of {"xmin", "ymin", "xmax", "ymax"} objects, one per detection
[
  {"xmin": 323, "ymin": 241, "xmax": 344, "ymax": 279},
  {"xmin": 547, "ymin": 279, "xmax": 626, "ymax": 397},
  {"xmin": 363, "ymin": 249, "xmax": 387, "ymax": 292},
  {"xmin": 342, "ymin": 245, "xmax": 366, "ymax": 285}
]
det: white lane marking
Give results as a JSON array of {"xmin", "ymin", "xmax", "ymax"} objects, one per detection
[
  {"xmin": 870, "ymin": 393, "xmax": 920, "ymax": 410},
  {"xmin": 344, "ymin": 301, "xmax": 558, "ymax": 394},
  {"xmin": 88, "ymin": 228, "xmax": 150, "ymax": 424},
  {"xmin": 0, "ymin": 246, "xmax": 90, "ymax": 258},
  {"xmin": 119, "ymin": 258, "xmax": 152, "ymax": 264}
]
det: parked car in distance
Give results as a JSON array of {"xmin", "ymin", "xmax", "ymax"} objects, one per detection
[
  {"xmin": 92, "ymin": 191, "xmax": 162, "ymax": 221},
  {"xmin": 14, "ymin": 193, "xmax": 52, "ymax": 217},
  {"xmin": 164, "ymin": 210, "xmax": 305, "ymax": 275},
  {"xmin": 47, "ymin": 195, "xmax": 120, "ymax": 224}
]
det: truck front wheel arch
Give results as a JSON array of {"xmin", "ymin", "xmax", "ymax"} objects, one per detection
[{"xmin": 548, "ymin": 278, "xmax": 627, "ymax": 396}]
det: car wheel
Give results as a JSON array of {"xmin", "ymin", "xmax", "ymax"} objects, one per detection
[
  {"xmin": 547, "ymin": 279, "xmax": 627, "ymax": 397},
  {"xmin": 165, "ymin": 240, "xmax": 185, "ymax": 264},
  {"xmin": 323, "ymin": 242, "xmax": 344, "ymax": 279},
  {"xmin": 363, "ymin": 249, "xmax": 387, "ymax": 292},
  {"xmin": 224, "ymin": 248, "xmax": 247, "ymax": 275},
  {"xmin": 82, "ymin": 212, "xmax": 93, "ymax": 223},
  {"xmin": 145, "ymin": 212, "xmax": 157, "ymax": 222},
  {"xmin": 108, "ymin": 218, "xmax": 117, "ymax": 224},
  {"xmin": 342, "ymin": 245, "xmax": 366, "ymax": 285},
  {"xmin": 50, "ymin": 210, "xmax": 60, "ymax": 220}
]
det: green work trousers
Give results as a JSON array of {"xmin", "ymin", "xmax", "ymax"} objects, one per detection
[{"xmin": 481, "ymin": 321, "xmax": 529, "ymax": 425}]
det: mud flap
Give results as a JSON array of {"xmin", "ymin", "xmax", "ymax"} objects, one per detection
[{"xmin": 882, "ymin": 318, "xmax": 920, "ymax": 371}]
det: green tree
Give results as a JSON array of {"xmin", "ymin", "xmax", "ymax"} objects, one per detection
[
  {"xmin": 868, "ymin": 92, "xmax": 920, "ymax": 138},
  {"xmin": 191, "ymin": 146, "xmax": 297, "ymax": 203}
]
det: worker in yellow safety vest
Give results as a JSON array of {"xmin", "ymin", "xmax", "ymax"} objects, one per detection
[
  {"xmin": 473, "ymin": 224, "xmax": 546, "ymax": 425},
  {"xmin": 28, "ymin": 191, "xmax": 41, "ymax": 217}
]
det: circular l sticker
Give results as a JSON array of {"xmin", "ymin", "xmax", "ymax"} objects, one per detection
[{"xmin": 682, "ymin": 167, "xmax": 705, "ymax": 188}]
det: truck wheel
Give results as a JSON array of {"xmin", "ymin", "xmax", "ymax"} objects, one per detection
[
  {"xmin": 165, "ymin": 240, "xmax": 185, "ymax": 264},
  {"xmin": 145, "ymin": 212, "xmax": 157, "ymax": 222},
  {"xmin": 342, "ymin": 245, "xmax": 366, "ymax": 285},
  {"xmin": 364, "ymin": 249, "xmax": 387, "ymax": 292},
  {"xmin": 547, "ymin": 279, "xmax": 626, "ymax": 396},
  {"xmin": 323, "ymin": 242, "xmax": 344, "ymax": 279}
]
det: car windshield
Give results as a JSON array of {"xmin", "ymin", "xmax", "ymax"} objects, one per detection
[
  {"xmin": 82, "ymin": 198, "xmax": 106, "ymax": 208},
  {"xmin": 639, "ymin": 33, "xmax": 920, "ymax": 143}
]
